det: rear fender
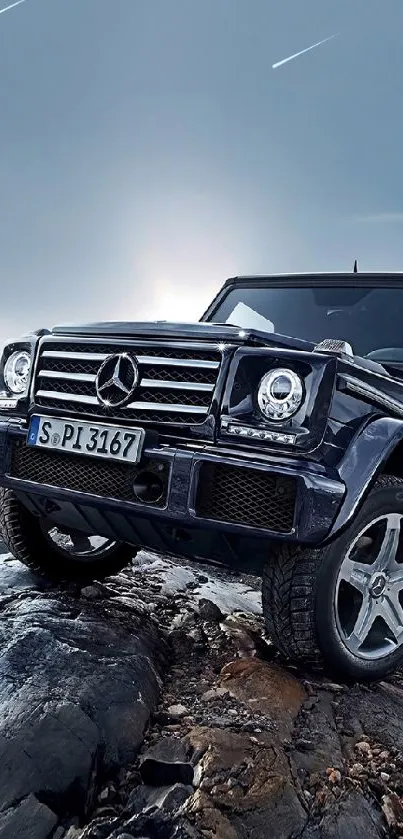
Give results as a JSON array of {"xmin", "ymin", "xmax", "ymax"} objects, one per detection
[{"xmin": 327, "ymin": 416, "xmax": 403, "ymax": 540}]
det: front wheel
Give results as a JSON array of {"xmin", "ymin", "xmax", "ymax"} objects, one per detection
[
  {"xmin": 0, "ymin": 488, "xmax": 136, "ymax": 582},
  {"xmin": 262, "ymin": 475, "xmax": 403, "ymax": 681}
]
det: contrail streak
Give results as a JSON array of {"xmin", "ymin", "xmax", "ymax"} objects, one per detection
[
  {"xmin": 272, "ymin": 34, "xmax": 338, "ymax": 69},
  {"xmin": 0, "ymin": 0, "xmax": 27, "ymax": 16}
]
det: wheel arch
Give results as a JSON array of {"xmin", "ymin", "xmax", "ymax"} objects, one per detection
[
  {"xmin": 327, "ymin": 416, "xmax": 403, "ymax": 541},
  {"xmin": 381, "ymin": 437, "xmax": 403, "ymax": 480}
]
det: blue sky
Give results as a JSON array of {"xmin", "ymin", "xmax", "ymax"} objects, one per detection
[{"xmin": 0, "ymin": 0, "xmax": 402, "ymax": 343}]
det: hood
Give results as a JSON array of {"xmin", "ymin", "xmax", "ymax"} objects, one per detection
[{"xmin": 51, "ymin": 319, "xmax": 315, "ymax": 352}]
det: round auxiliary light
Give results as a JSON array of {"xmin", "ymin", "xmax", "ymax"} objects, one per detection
[
  {"xmin": 3, "ymin": 350, "xmax": 31, "ymax": 395},
  {"xmin": 257, "ymin": 368, "xmax": 303, "ymax": 421}
]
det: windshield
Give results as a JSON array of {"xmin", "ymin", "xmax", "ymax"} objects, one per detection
[{"xmin": 208, "ymin": 285, "xmax": 403, "ymax": 360}]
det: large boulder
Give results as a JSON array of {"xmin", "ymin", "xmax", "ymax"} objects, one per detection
[{"xmin": 0, "ymin": 555, "xmax": 169, "ymax": 831}]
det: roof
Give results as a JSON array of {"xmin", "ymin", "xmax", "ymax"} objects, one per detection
[{"xmin": 223, "ymin": 272, "xmax": 403, "ymax": 288}]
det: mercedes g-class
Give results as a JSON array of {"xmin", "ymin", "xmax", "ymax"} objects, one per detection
[{"xmin": 1, "ymin": 272, "xmax": 403, "ymax": 681}]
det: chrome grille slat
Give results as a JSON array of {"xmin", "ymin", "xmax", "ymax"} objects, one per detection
[
  {"xmin": 37, "ymin": 390, "xmax": 99, "ymax": 405},
  {"xmin": 42, "ymin": 350, "xmax": 219, "ymax": 369},
  {"xmin": 34, "ymin": 339, "xmax": 222, "ymax": 425},
  {"xmin": 38, "ymin": 370, "xmax": 214, "ymax": 392},
  {"xmin": 36, "ymin": 390, "xmax": 209, "ymax": 414},
  {"xmin": 43, "ymin": 351, "xmax": 109, "ymax": 361},
  {"xmin": 136, "ymin": 356, "xmax": 219, "ymax": 370},
  {"xmin": 141, "ymin": 379, "xmax": 214, "ymax": 392},
  {"xmin": 39, "ymin": 370, "xmax": 95, "ymax": 383}
]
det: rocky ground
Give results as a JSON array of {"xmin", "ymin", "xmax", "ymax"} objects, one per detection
[{"xmin": 1, "ymin": 543, "xmax": 403, "ymax": 839}]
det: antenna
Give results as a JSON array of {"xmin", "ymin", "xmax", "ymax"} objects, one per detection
[{"xmin": 353, "ymin": 259, "xmax": 358, "ymax": 273}]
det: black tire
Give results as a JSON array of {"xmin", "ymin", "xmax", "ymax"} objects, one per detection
[
  {"xmin": 0, "ymin": 488, "xmax": 136, "ymax": 582},
  {"xmin": 262, "ymin": 475, "xmax": 403, "ymax": 682}
]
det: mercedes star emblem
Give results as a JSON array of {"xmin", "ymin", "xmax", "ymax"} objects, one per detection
[{"xmin": 95, "ymin": 353, "xmax": 139, "ymax": 408}]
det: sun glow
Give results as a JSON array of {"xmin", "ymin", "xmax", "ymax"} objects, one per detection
[
  {"xmin": 144, "ymin": 278, "xmax": 213, "ymax": 323},
  {"xmin": 122, "ymin": 184, "xmax": 262, "ymax": 325}
]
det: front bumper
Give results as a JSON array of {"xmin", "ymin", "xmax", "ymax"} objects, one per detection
[{"xmin": 0, "ymin": 420, "xmax": 345, "ymax": 567}]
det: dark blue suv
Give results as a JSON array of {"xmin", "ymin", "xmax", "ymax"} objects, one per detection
[{"xmin": 2, "ymin": 272, "xmax": 403, "ymax": 682}]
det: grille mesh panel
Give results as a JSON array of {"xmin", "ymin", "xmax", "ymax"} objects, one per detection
[
  {"xmin": 9, "ymin": 441, "xmax": 169, "ymax": 506},
  {"xmin": 195, "ymin": 463, "xmax": 296, "ymax": 532},
  {"xmin": 34, "ymin": 340, "xmax": 221, "ymax": 426}
]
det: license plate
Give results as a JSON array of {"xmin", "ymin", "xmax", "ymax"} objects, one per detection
[{"xmin": 27, "ymin": 416, "xmax": 144, "ymax": 464}]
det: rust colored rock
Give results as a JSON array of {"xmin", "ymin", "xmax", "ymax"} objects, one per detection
[
  {"xmin": 185, "ymin": 727, "xmax": 306, "ymax": 838},
  {"xmin": 184, "ymin": 789, "xmax": 237, "ymax": 839},
  {"xmin": 220, "ymin": 659, "xmax": 306, "ymax": 738}
]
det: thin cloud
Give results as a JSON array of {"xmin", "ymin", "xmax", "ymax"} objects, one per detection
[
  {"xmin": 272, "ymin": 34, "xmax": 339, "ymax": 70},
  {"xmin": 0, "ymin": 0, "xmax": 27, "ymax": 16},
  {"xmin": 350, "ymin": 213, "xmax": 403, "ymax": 224}
]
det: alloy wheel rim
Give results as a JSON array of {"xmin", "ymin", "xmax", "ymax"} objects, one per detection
[{"xmin": 335, "ymin": 513, "xmax": 403, "ymax": 660}]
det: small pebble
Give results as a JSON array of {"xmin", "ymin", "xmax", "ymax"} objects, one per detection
[
  {"xmin": 198, "ymin": 598, "xmax": 224, "ymax": 622},
  {"xmin": 381, "ymin": 772, "xmax": 391, "ymax": 783},
  {"xmin": 167, "ymin": 704, "xmax": 188, "ymax": 717},
  {"xmin": 355, "ymin": 741, "xmax": 371, "ymax": 755},
  {"xmin": 350, "ymin": 763, "xmax": 364, "ymax": 778},
  {"xmin": 201, "ymin": 687, "xmax": 229, "ymax": 701},
  {"xmin": 324, "ymin": 682, "xmax": 345, "ymax": 692}
]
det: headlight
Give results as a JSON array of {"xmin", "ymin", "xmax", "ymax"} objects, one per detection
[
  {"xmin": 3, "ymin": 350, "xmax": 31, "ymax": 395},
  {"xmin": 257, "ymin": 368, "xmax": 303, "ymax": 421}
]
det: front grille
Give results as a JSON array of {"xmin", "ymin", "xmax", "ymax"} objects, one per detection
[
  {"xmin": 9, "ymin": 441, "xmax": 169, "ymax": 507},
  {"xmin": 33, "ymin": 340, "xmax": 222, "ymax": 426},
  {"xmin": 195, "ymin": 463, "xmax": 297, "ymax": 532}
]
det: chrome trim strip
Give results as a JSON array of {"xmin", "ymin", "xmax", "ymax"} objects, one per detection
[
  {"xmin": 36, "ymin": 390, "xmax": 208, "ymax": 414},
  {"xmin": 127, "ymin": 401, "xmax": 208, "ymax": 414},
  {"xmin": 136, "ymin": 356, "xmax": 219, "ymax": 369},
  {"xmin": 39, "ymin": 370, "xmax": 96, "ymax": 383},
  {"xmin": 341, "ymin": 374, "xmax": 403, "ymax": 418},
  {"xmin": 140, "ymin": 378, "xmax": 213, "ymax": 392},
  {"xmin": 42, "ymin": 351, "xmax": 108, "ymax": 361},
  {"xmin": 37, "ymin": 390, "xmax": 98, "ymax": 405},
  {"xmin": 42, "ymin": 350, "xmax": 219, "ymax": 369},
  {"xmin": 38, "ymin": 370, "xmax": 213, "ymax": 392}
]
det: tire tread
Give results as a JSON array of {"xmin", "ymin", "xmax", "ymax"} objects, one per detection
[
  {"xmin": 262, "ymin": 475, "xmax": 403, "ymax": 671},
  {"xmin": 262, "ymin": 542, "xmax": 322, "ymax": 662}
]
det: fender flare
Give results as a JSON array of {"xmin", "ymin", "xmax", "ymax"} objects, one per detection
[{"xmin": 327, "ymin": 416, "xmax": 403, "ymax": 540}]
